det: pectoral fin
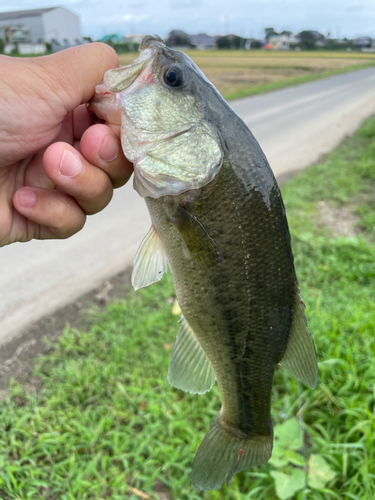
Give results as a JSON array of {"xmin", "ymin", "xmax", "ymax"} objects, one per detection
[
  {"xmin": 131, "ymin": 226, "xmax": 167, "ymax": 290},
  {"xmin": 168, "ymin": 315, "xmax": 216, "ymax": 394},
  {"xmin": 171, "ymin": 207, "xmax": 220, "ymax": 268},
  {"xmin": 279, "ymin": 288, "xmax": 318, "ymax": 389}
]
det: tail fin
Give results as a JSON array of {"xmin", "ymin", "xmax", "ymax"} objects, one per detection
[{"xmin": 191, "ymin": 415, "xmax": 273, "ymax": 491}]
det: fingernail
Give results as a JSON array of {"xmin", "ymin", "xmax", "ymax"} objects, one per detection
[
  {"xmin": 99, "ymin": 135, "xmax": 119, "ymax": 162},
  {"xmin": 17, "ymin": 189, "xmax": 36, "ymax": 208},
  {"xmin": 59, "ymin": 150, "xmax": 82, "ymax": 177}
]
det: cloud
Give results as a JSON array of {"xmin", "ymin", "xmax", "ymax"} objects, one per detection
[
  {"xmin": 103, "ymin": 13, "xmax": 148, "ymax": 23},
  {"xmin": 129, "ymin": 1, "xmax": 148, "ymax": 7},
  {"xmin": 170, "ymin": 0, "xmax": 202, "ymax": 8},
  {"xmin": 122, "ymin": 14, "xmax": 148, "ymax": 21}
]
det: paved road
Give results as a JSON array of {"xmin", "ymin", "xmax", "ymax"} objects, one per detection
[{"xmin": 1, "ymin": 67, "xmax": 375, "ymax": 346}]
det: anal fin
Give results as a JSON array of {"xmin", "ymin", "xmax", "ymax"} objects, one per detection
[
  {"xmin": 279, "ymin": 287, "xmax": 318, "ymax": 389},
  {"xmin": 168, "ymin": 315, "xmax": 216, "ymax": 394},
  {"xmin": 131, "ymin": 225, "xmax": 167, "ymax": 291}
]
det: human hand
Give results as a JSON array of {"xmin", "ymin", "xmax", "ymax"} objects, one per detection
[{"xmin": 0, "ymin": 43, "xmax": 132, "ymax": 247}]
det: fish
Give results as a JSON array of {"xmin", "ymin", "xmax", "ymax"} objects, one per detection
[{"xmin": 89, "ymin": 35, "xmax": 318, "ymax": 491}]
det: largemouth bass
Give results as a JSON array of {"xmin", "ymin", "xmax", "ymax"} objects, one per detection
[{"xmin": 90, "ymin": 35, "xmax": 318, "ymax": 491}]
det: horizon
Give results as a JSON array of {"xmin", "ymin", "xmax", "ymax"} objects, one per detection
[{"xmin": 0, "ymin": 1, "xmax": 374, "ymax": 42}]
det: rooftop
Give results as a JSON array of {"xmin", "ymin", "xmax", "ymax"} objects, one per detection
[{"xmin": 0, "ymin": 7, "xmax": 67, "ymax": 20}]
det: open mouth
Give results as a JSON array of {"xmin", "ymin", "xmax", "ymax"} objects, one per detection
[{"xmin": 88, "ymin": 45, "xmax": 158, "ymax": 124}]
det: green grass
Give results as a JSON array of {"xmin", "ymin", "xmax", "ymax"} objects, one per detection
[
  {"xmin": 223, "ymin": 62, "xmax": 375, "ymax": 100},
  {"xmin": 1, "ymin": 117, "xmax": 375, "ymax": 499}
]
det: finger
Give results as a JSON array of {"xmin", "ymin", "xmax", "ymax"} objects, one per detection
[
  {"xmin": 34, "ymin": 43, "xmax": 119, "ymax": 110},
  {"xmin": 74, "ymin": 104, "xmax": 94, "ymax": 140},
  {"xmin": 23, "ymin": 150, "xmax": 56, "ymax": 190},
  {"xmin": 13, "ymin": 187, "xmax": 86, "ymax": 240},
  {"xmin": 53, "ymin": 111, "xmax": 74, "ymax": 145},
  {"xmin": 43, "ymin": 142, "xmax": 114, "ymax": 215},
  {"xmin": 79, "ymin": 124, "xmax": 133, "ymax": 188},
  {"xmin": 52, "ymin": 105, "xmax": 93, "ymax": 146}
]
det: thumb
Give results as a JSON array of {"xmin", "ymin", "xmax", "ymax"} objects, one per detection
[{"xmin": 34, "ymin": 42, "xmax": 119, "ymax": 111}]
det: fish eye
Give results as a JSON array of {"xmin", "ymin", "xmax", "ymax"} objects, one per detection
[{"xmin": 164, "ymin": 65, "xmax": 184, "ymax": 88}]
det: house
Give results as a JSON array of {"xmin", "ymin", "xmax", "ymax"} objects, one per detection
[
  {"xmin": 166, "ymin": 30, "xmax": 217, "ymax": 50},
  {"xmin": 0, "ymin": 6, "xmax": 82, "ymax": 52},
  {"xmin": 267, "ymin": 34, "xmax": 298, "ymax": 50},
  {"xmin": 166, "ymin": 30, "xmax": 195, "ymax": 48},
  {"xmin": 100, "ymin": 34, "xmax": 125, "ymax": 44},
  {"xmin": 353, "ymin": 36, "xmax": 373, "ymax": 49},
  {"xmin": 188, "ymin": 33, "xmax": 217, "ymax": 50}
]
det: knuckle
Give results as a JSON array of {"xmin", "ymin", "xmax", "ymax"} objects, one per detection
[
  {"xmin": 50, "ymin": 196, "xmax": 85, "ymax": 238},
  {"xmin": 82, "ymin": 175, "xmax": 113, "ymax": 210}
]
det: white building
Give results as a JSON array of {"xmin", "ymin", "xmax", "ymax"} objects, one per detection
[
  {"xmin": 0, "ymin": 7, "xmax": 82, "ymax": 45},
  {"xmin": 268, "ymin": 34, "xmax": 298, "ymax": 50}
]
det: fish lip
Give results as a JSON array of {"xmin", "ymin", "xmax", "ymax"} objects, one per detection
[
  {"xmin": 89, "ymin": 36, "xmax": 190, "ymax": 160},
  {"xmin": 87, "ymin": 85, "xmax": 116, "ymax": 119},
  {"xmin": 88, "ymin": 89, "xmax": 114, "ymax": 107},
  {"xmin": 102, "ymin": 45, "xmax": 159, "ymax": 94},
  {"xmin": 89, "ymin": 49, "xmax": 156, "ymax": 118}
]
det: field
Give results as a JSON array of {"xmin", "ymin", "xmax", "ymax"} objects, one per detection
[
  {"xmin": 0, "ymin": 107, "xmax": 374, "ymax": 499},
  {"xmin": 118, "ymin": 50, "xmax": 375, "ymax": 100}
]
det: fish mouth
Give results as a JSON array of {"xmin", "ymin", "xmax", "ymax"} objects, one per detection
[
  {"xmin": 89, "ymin": 34, "xmax": 189, "ymax": 162},
  {"xmin": 100, "ymin": 38, "xmax": 163, "ymax": 94},
  {"xmin": 89, "ymin": 38, "xmax": 163, "ymax": 123}
]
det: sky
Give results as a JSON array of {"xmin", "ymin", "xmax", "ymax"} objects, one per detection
[{"xmin": 2, "ymin": 0, "xmax": 374, "ymax": 41}]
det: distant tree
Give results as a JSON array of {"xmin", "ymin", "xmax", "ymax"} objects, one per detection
[
  {"xmin": 165, "ymin": 31, "xmax": 194, "ymax": 48},
  {"xmin": 108, "ymin": 42, "xmax": 140, "ymax": 53},
  {"xmin": 11, "ymin": 42, "xmax": 19, "ymax": 56},
  {"xmin": 322, "ymin": 38, "xmax": 353, "ymax": 51},
  {"xmin": 280, "ymin": 30, "xmax": 292, "ymax": 36},
  {"xmin": 216, "ymin": 35, "xmax": 246, "ymax": 50},
  {"xmin": 0, "ymin": 38, "xmax": 4, "ymax": 54},
  {"xmin": 45, "ymin": 41, "xmax": 52, "ymax": 53},
  {"xmin": 249, "ymin": 39, "xmax": 262, "ymax": 49},
  {"xmin": 264, "ymin": 27, "xmax": 278, "ymax": 40},
  {"xmin": 296, "ymin": 30, "xmax": 316, "ymax": 50},
  {"xmin": 83, "ymin": 36, "xmax": 93, "ymax": 43},
  {"xmin": 173, "ymin": 35, "xmax": 191, "ymax": 46}
]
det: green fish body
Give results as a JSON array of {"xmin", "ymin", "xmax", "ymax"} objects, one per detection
[{"xmin": 90, "ymin": 35, "xmax": 318, "ymax": 491}]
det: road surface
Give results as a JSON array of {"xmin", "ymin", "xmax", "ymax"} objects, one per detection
[{"xmin": 1, "ymin": 66, "xmax": 375, "ymax": 346}]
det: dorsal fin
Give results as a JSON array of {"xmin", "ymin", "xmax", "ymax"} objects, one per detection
[
  {"xmin": 131, "ymin": 226, "xmax": 167, "ymax": 291},
  {"xmin": 279, "ymin": 288, "xmax": 318, "ymax": 389},
  {"xmin": 168, "ymin": 315, "xmax": 216, "ymax": 394}
]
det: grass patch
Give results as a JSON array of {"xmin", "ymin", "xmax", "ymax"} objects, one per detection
[{"xmin": 0, "ymin": 117, "xmax": 375, "ymax": 499}]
